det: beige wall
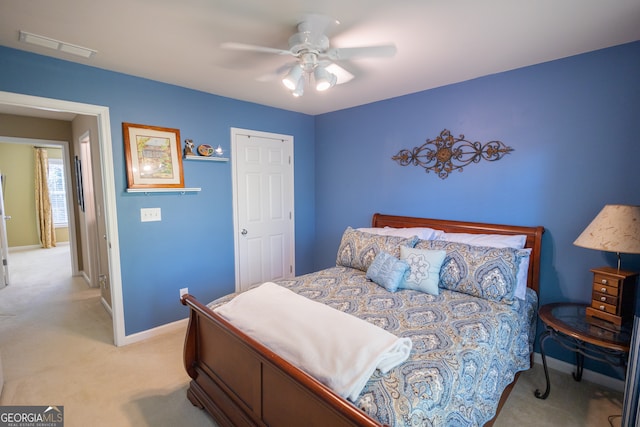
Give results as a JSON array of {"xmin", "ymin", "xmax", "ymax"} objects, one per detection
[
  {"xmin": 0, "ymin": 114, "xmax": 73, "ymax": 247},
  {"xmin": 0, "ymin": 143, "xmax": 69, "ymax": 246},
  {"xmin": 0, "ymin": 114, "xmax": 73, "ymax": 140},
  {"xmin": 0, "ymin": 143, "xmax": 39, "ymax": 246}
]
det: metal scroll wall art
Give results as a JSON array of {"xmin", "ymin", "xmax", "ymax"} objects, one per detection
[{"xmin": 392, "ymin": 129, "xmax": 514, "ymax": 179}]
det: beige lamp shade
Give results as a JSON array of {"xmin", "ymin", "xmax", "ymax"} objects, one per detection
[{"xmin": 574, "ymin": 204, "xmax": 640, "ymax": 254}]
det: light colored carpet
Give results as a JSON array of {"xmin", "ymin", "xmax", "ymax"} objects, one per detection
[
  {"xmin": 0, "ymin": 245, "xmax": 214, "ymax": 427},
  {"xmin": 495, "ymin": 364, "xmax": 623, "ymax": 427},
  {"xmin": 0, "ymin": 245, "xmax": 624, "ymax": 426}
]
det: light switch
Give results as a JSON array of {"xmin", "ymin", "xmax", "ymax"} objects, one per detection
[{"xmin": 140, "ymin": 207, "xmax": 161, "ymax": 222}]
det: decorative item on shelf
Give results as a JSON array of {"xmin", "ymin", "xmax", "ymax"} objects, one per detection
[
  {"xmin": 184, "ymin": 139, "xmax": 195, "ymax": 156},
  {"xmin": 197, "ymin": 144, "xmax": 214, "ymax": 157},
  {"xmin": 183, "ymin": 143, "xmax": 228, "ymax": 163},
  {"xmin": 574, "ymin": 204, "xmax": 640, "ymax": 326},
  {"xmin": 391, "ymin": 129, "xmax": 513, "ymax": 179}
]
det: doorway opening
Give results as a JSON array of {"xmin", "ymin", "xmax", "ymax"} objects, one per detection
[
  {"xmin": 0, "ymin": 91, "xmax": 124, "ymax": 346},
  {"xmin": 0, "ymin": 138, "xmax": 78, "ymax": 281}
]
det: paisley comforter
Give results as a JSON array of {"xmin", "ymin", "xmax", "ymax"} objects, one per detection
[{"xmin": 208, "ymin": 266, "xmax": 537, "ymax": 427}]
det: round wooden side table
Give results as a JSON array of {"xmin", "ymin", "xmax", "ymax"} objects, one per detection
[{"xmin": 534, "ymin": 302, "xmax": 631, "ymax": 399}]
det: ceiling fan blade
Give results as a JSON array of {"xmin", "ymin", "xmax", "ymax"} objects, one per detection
[
  {"xmin": 221, "ymin": 42, "xmax": 293, "ymax": 56},
  {"xmin": 325, "ymin": 44, "xmax": 397, "ymax": 61},
  {"xmin": 256, "ymin": 71, "xmax": 282, "ymax": 82}
]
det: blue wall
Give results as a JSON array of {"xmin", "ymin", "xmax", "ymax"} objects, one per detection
[
  {"xmin": 314, "ymin": 41, "xmax": 640, "ymax": 374},
  {"xmin": 0, "ymin": 46, "xmax": 315, "ymax": 335},
  {"xmin": 2, "ymin": 40, "xmax": 639, "ymax": 377}
]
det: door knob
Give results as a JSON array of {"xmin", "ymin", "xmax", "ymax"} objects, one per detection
[{"xmin": 241, "ymin": 229, "xmax": 248, "ymax": 235}]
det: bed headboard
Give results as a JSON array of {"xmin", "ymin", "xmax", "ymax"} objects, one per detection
[{"xmin": 371, "ymin": 213, "xmax": 545, "ymax": 294}]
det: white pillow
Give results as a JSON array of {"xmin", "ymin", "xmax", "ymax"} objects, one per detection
[
  {"xmin": 437, "ymin": 232, "xmax": 527, "ymax": 249},
  {"xmin": 515, "ymin": 248, "xmax": 532, "ymax": 300},
  {"xmin": 357, "ymin": 226, "xmax": 441, "ymax": 240}
]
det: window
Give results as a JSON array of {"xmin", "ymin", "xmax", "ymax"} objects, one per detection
[{"xmin": 47, "ymin": 158, "xmax": 68, "ymax": 227}]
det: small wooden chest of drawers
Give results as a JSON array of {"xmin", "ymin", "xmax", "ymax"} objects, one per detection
[{"xmin": 585, "ymin": 267, "xmax": 638, "ymax": 326}]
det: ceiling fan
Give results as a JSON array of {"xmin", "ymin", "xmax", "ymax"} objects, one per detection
[{"xmin": 221, "ymin": 14, "xmax": 397, "ymax": 97}]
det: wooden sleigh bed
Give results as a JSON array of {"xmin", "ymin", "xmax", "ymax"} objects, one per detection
[{"xmin": 181, "ymin": 213, "xmax": 544, "ymax": 426}]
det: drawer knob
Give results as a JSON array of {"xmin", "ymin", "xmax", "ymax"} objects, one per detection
[
  {"xmin": 601, "ymin": 287, "xmax": 608, "ymax": 293},
  {"xmin": 600, "ymin": 296, "xmax": 606, "ymax": 302},
  {"xmin": 601, "ymin": 279, "xmax": 608, "ymax": 285},
  {"xmin": 599, "ymin": 305, "xmax": 605, "ymax": 310}
]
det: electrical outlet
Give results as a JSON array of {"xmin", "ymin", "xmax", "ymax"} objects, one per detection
[
  {"xmin": 180, "ymin": 287, "xmax": 188, "ymax": 297},
  {"xmin": 140, "ymin": 207, "xmax": 161, "ymax": 222}
]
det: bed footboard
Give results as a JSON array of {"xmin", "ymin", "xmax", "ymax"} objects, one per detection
[{"xmin": 181, "ymin": 294, "xmax": 387, "ymax": 427}]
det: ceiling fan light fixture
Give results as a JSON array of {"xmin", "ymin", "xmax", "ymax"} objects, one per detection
[
  {"xmin": 282, "ymin": 65, "xmax": 303, "ymax": 90},
  {"xmin": 325, "ymin": 63, "xmax": 354, "ymax": 84},
  {"xmin": 314, "ymin": 66, "xmax": 337, "ymax": 91},
  {"xmin": 222, "ymin": 14, "xmax": 399, "ymax": 98},
  {"xmin": 291, "ymin": 79, "xmax": 304, "ymax": 97}
]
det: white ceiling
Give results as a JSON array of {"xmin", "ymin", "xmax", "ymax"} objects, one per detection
[{"xmin": 1, "ymin": 0, "xmax": 639, "ymax": 116}]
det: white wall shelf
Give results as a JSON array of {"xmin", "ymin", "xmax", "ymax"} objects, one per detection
[
  {"xmin": 184, "ymin": 155, "xmax": 229, "ymax": 162},
  {"xmin": 126, "ymin": 187, "xmax": 201, "ymax": 194}
]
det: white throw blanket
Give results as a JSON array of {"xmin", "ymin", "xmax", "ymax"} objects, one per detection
[{"xmin": 214, "ymin": 282, "xmax": 412, "ymax": 401}]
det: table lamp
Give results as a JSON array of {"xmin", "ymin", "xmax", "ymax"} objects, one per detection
[{"xmin": 573, "ymin": 204, "xmax": 640, "ymax": 325}]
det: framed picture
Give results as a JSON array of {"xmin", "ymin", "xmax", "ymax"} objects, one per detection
[{"xmin": 122, "ymin": 122, "xmax": 184, "ymax": 189}]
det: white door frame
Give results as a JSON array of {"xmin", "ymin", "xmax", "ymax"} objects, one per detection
[
  {"xmin": 231, "ymin": 127, "xmax": 295, "ymax": 291},
  {"xmin": 0, "ymin": 173, "xmax": 9, "ymax": 288},
  {"xmin": 78, "ymin": 130, "xmax": 98, "ymax": 288},
  {"xmin": 0, "ymin": 91, "xmax": 125, "ymax": 346}
]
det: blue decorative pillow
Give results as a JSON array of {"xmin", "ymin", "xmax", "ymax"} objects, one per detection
[
  {"xmin": 415, "ymin": 239, "xmax": 528, "ymax": 304},
  {"xmin": 336, "ymin": 227, "xmax": 418, "ymax": 272},
  {"xmin": 366, "ymin": 251, "xmax": 410, "ymax": 292},
  {"xmin": 398, "ymin": 246, "xmax": 447, "ymax": 295}
]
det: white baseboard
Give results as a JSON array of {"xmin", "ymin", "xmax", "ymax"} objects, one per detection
[
  {"xmin": 8, "ymin": 242, "xmax": 70, "ymax": 252},
  {"xmin": 100, "ymin": 297, "xmax": 113, "ymax": 317},
  {"xmin": 80, "ymin": 271, "xmax": 91, "ymax": 286},
  {"xmin": 120, "ymin": 317, "xmax": 189, "ymax": 346},
  {"xmin": 8, "ymin": 244, "xmax": 41, "ymax": 252},
  {"xmin": 533, "ymin": 352, "xmax": 625, "ymax": 392}
]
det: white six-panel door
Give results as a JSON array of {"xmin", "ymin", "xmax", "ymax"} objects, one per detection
[{"xmin": 231, "ymin": 128, "xmax": 294, "ymax": 292}]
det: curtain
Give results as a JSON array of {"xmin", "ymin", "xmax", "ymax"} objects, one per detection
[{"xmin": 34, "ymin": 148, "xmax": 56, "ymax": 248}]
